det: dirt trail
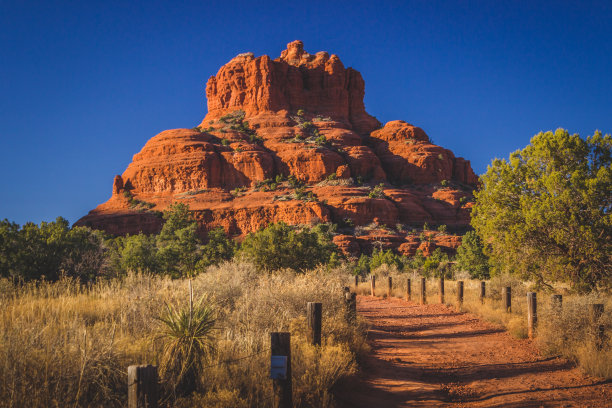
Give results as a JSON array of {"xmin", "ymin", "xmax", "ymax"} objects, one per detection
[{"xmin": 336, "ymin": 296, "xmax": 610, "ymax": 407}]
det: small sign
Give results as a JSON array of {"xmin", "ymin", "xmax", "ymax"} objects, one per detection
[{"xmin": 270, "ymin": 355, "xmax": 287, "ymax": 379}]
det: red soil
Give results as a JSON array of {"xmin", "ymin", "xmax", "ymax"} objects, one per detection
[{"xmin": 336, "ymin": 296, "xmax": 611, "ymax": 407}]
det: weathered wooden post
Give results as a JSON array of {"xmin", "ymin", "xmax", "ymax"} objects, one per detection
[
  {"xmin": 527, "ymin": 292, "xmax": 537, "ymax": 339},
  {"xmin": 479, "ymin": 281, "xmax": 486, "ymax": 304},
  {"xmin": 344, "ymin": 290, "xmax": 356, "ymax": 323},
  {"xmin": 503, "ymin": 286, "xmax": 512, "ymax": 313},
  {"xmin": 439, "ymin": 276, "xmax": 445, "ymax": 304},
  {"xmin": 456, "ymin": 281, "xmax": 464, "ymax": 311},
  {"xmin": 370, "ymin": 275, "xmax": 376, "ymax": 296},
  {"xmin": 551, "ymin": 294, "xmax": 562, "ymax": 316},
  {"xmin": 307, "ymin": 302, "xmax": 322, "ymax": 346},
  {"xmin": 354, "ymin": 275, "xmax": 359, "ymax": 290},
  {"xmin": 420, "ymin": 278, "xmax": 426, "ymax": 305},
  {"xmin": 406, "ymin": 278, "xmax": 411, "ymax": 301},
  {"xmin": 128, "ymin": 365, "xmax": 158, "ymax": 408},
  {"xmin": 387, "ymin": 276, "xmax": 393, "ymax": 298},
  {"xmin": 590, "ymin": 304, "xmax": 605, "ymax": 351},
  {"xmin": 271, "ymin": 332, "xmax": 292, "ymax": 408}
]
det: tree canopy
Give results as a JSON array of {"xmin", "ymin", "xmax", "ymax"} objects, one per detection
[
  {"xmin": 239, "ymin": 222, "xmax": 337, "ymax": 272},
  {"xmin": 455, "ymin": 231, "xmax": 490, "ymax": 279},
  {"xmin": 471, "ymin": 129, "xmax": 611, "ymax": 290},
  {"xmin": 0, "ymin": 217, "xmax": 107, "ymax": 281}
]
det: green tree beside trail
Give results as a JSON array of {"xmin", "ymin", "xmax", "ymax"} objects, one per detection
[
  {"xmin": 455, "ymin": 231, "xmax": 490, "ymax": 279},
  {"xmin": 472, "ymin": 129, "xmax": 611, "ymax": 290}
]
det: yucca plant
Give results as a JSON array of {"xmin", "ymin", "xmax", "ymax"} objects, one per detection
[{"xmin": 157, "ymin": 281, "xmax": 216, "ymax": 396}]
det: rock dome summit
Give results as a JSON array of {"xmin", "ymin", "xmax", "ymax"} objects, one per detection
[{"xmin": 77, "ymin": 40, "xmax": 478, "ymax": 256}]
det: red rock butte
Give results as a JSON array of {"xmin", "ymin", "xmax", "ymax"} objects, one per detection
[{"xmin": 76, "ymin": 40, "xmax": 478, "ymax": 256}]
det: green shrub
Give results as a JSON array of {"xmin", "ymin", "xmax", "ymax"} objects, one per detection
[
  {"xmin": 455, "ymin": 230, "xmax": 490, "ymax": 279},
  {"xmin": 422, "ymin": 248, "xmax": 450, "ymax": 276},
  {"xmin": 0, "ymin": 218, "xmax": 107, "ymax": 281},
  {"xmin": 239, "ymin": 222, "xmax": 337, "ymax": 272},
  {"xmin": 369, "ymin": 248, "xmax": 403, "ymax": 271},
  {"xmin": 354, "ymin": 254, "xmax": 371, "ymax": 276},
  {"xmin": 288, "ymin": 174, "xmax": 303, "ymax": 189},
  {"xmin": 315, "ymin": 134, "xmax": 328, "ymax": 146},
  {"xmin": 198, "ymin": 228, "xmax": 235, "ymax": 269},
  {"xmin": 368, "ymin": 183, "xmax": 386, "ymax": 199}
]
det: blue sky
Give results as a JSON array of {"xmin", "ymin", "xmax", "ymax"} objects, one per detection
[{"xmin": 1, "ymin": 0, "xmax": 611, "ymax": 225}]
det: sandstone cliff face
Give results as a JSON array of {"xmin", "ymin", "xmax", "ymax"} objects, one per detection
[{"xmin": 76, "ymin": 41, "xmax": 478, "ymax": 257}]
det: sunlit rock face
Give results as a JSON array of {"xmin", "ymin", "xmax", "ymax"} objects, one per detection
[{"xmin": 76, "ymin": 41, "xmax": 478, "ymax": 256}]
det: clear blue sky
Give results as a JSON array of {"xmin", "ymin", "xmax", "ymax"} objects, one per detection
[{"xmin": 1, "ymin": 0, "xmax": 611, "ymax": 225}]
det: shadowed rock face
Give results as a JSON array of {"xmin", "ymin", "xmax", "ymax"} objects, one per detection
[{"xmin": 76, "ymin": 41, "xmax": 478, "ymax": 257}]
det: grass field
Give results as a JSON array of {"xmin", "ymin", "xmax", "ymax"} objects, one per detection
[{"xmin": 0, "ymin": 261, "xmax": 367, "ymax": 408}]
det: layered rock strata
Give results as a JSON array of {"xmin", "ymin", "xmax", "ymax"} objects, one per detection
[{"xmin": 77, "ymin": 41, "xmax": 478, "ymax": 256}]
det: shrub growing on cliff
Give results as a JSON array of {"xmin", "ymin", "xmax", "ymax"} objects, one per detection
[
  {"xmin": 368, "ymin": 183, "xmax": 386, "ymax": 199},
  {"xmin": 239, "ymin": 222, "xmax": 337, "ymax": 272},
  {"xmin": 472, "ymin": 129, "xmax": 612, "ymax": 290}
]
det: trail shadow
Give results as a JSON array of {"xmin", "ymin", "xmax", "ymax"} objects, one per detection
[
  {"xmin": 343, "ymin": 297, "xmax": 610, "ymax": 408},
  {"xmin": 371, "ymin": 327, "xmax": 505, "ymax": 341},
  {"xmin": 369, "ymin": 320, "xmax": 463, "ymax": 334},
  {"xmin": 465, "ymin": 380, "xmax": 611, "ymax": 404},
  {"xmin": 367, "ymin": 312, "xmax": 462, "ymax": 319}
]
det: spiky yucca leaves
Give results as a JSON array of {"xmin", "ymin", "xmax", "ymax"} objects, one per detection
[{"xmin": 157, "ymin": 286, "xmax": 216, "ymax": 396}]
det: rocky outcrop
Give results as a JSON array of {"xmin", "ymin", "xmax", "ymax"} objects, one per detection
[
  {"xmin": 77, "ymin": 41, "xmax": 478, "ymax": 257},
  {"xmin": 202, "ymin": 40, "xmax": 379, "ymax": 135}
]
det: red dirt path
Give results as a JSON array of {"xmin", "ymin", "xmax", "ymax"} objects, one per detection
[{"xmin": 336, "ymin": 295, "xmax": 610, "ymax": 407}]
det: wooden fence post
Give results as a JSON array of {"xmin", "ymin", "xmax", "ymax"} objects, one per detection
[
  {"xmin": 551, "ymin": 294, "xmax": 562, "ymax": 316},
  {"xmin": 420, "ymin": 278, "xmax": 426, "ymax": 305},
  {"xmin": 503, "ymin": 286, "xmax": 512, "ymax": 313},
  {"xmin": 439, "ymin": 276, "xmax": 445, "ymax": 304},
  {"xmin": 370, "ymin": 275, "xmax": 376, "ymax": 297},
  {"xmin": 590, "ymin": 304, "xmax": 605, "ymax": 351},
  {"xmin": 355, "ymin": 275, "xmax": 359, "ymax": 290},
  {"xmin": 271, "ymin": 332, "xmax": 292, "ymax": 408},
  {"xmin": 307, "ymin": 302, "xmax": 322, "ymax": 346},
  {"xmin": 479, "ymin": 281, "xmax": 486, "ymax": 304},
  {"xmin": 388, "ymin": 276, "xmax": 393, "ymax": 298},
  {"xmin": 456, "ymin": 281, "xmax": 464, "ymax": 311},
  {"xmin": 128, "ymin": 365, "xmax": 158, "ymax": 408},
  {"xmin": 344, "ymin": 290, "xmax": 356, "ymax": 323},
  {"xmin": 527, "ymin": 292, "xmax": 537, "ymax": 339},
  {"xmin": 406, "ymin": 278, "xmax": 411, "ymax": 301}
]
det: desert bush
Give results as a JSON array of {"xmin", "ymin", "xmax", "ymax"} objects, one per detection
[
  {"xmin": 157, "ymin": 290, "xmax": 216, "ymax": 395},
  {"xmin": 239, "ymin": 222, "xmax": 337, "ymax": 272},
  {"xmin": 0, "ymin": 217, "xmax": 109, "ymax": 281}
]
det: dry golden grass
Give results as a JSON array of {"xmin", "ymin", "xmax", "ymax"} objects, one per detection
[{"xmin": 0, "ymin": 261, "xmax": 367, "ymax": 407}]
